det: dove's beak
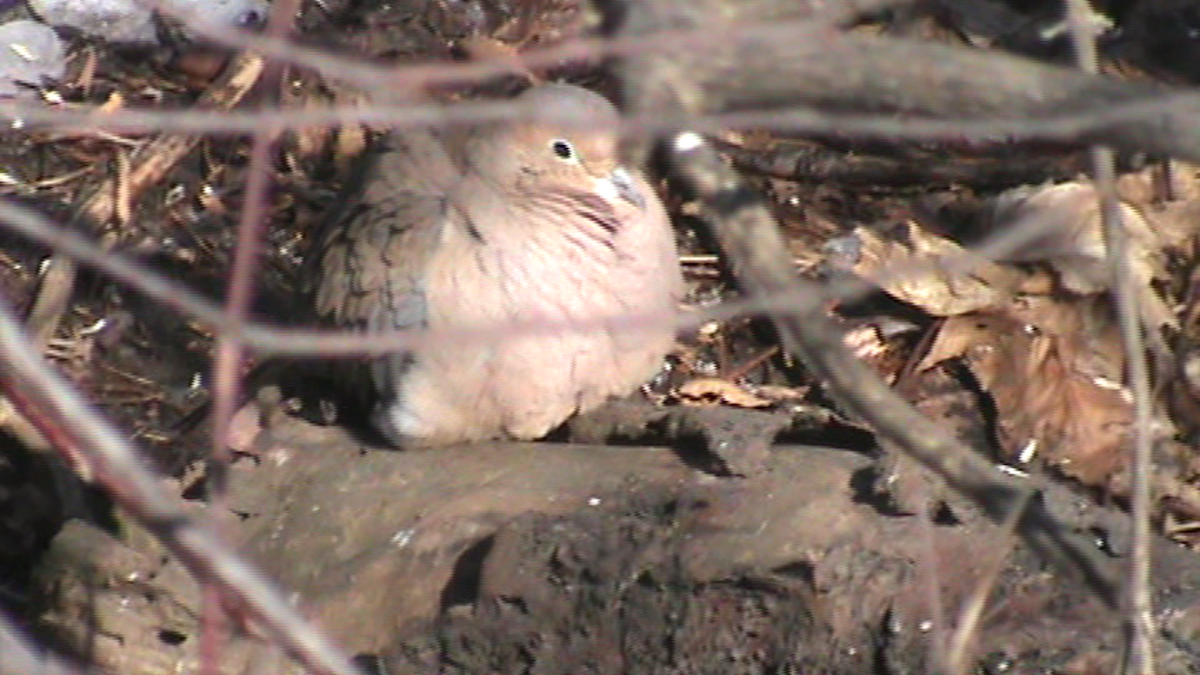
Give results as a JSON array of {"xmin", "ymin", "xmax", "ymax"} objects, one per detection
[{"xmin": 598, "ymin": 166, "xmax": 646, "ymax": 210}]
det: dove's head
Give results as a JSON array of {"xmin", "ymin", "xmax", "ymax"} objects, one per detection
[{"xmin": 470, "ymin": 83, "xmax": 647, "ymax": 210}]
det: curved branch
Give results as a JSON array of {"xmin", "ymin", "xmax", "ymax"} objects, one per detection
[
  {"xmin": 0, "ymin": 298, "xmax": 362, "ymax": 675},
  {"xmin": 666, "ymin": 131, "xmax": 1119, "ymax": 606}
]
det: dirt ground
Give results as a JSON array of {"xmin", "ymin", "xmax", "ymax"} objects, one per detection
[
  {"xmin": 6, "ymin": 0, "xmax": 1200, "ymax": 673},
  {"xmin": 27, "ymin": 410, "xmax": 1200, "ymax": 674}
]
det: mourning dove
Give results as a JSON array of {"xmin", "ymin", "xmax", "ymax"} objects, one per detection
[{"xmin": 313, "ymin": 83, "xmax": 682, "ymax": 446}]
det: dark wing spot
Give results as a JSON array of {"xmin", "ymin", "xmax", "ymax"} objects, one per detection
[
  {"xmin": 574, "ymin": 207, "xmax": 619, "ymax": 236},
  {"xmin": 461, "ymin": 210, "xmax": 486, "ymax": 243},
  {"xmin": 536, "ymin": 188, "xmax": 622, "ymax": 252},
  {"xmin": 563, "ymin": 190, "xmax": 621, "ymax": 234}
]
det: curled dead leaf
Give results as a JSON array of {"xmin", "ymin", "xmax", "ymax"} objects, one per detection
[
  {"xmin": 842, "ymin": 322, "xmax": 917, "ymax": 385},
  {"xmin": 989, "ymin": 181, "xmax": 1179, "ymax": 329},
  {"xmin": 841, "ymin": 220, "xmax": 1029, "ymax": 316},
  {"xmin": 676, "ymin": 378, "xmax": 773, "ymax": 409},
  {"xmin": 751, "ymin": 384, "xmax": 811, "ymax": 402},
  {"xmin": 918, "ymin": 295, "xmax": 1151, "ymax": 489}
]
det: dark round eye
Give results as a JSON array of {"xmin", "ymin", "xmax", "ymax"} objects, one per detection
[
  {"xmin": 551, "ymin": 139, "xmax": 575, "ymax": 160},
  {"xmin": 237, "ymin": 10, "xmax": 263, "ymax": 27}
]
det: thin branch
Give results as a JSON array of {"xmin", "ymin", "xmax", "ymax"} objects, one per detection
[
  {"xmin": 0, "ymin": 297, "xmax": 363, "ymax": 675},
  {"xmin": 196, "ymin": 3, "xmax": 300, "ymax": 670},
  {"xmin": 0, "ymin": 179, "xmax": 1137, "ymax": 358},
  {"xmin": 208, "ymin": 32, "xmax": 288, "ymax": 500},
  {"xmin": 3, "ymin": 89, "xmax": 1200, "ymax": 157},
  {"xmin": 0, "ymin": 19, "xmax": 1198, "ymax": 165},
  {"xmin": 198, "ymin": 9, "xmax": 292, "ymax": 665},
  {"xmin": 943, "ymin": 482, "xmax": 1038, "ymax": 673},
  {"xmin": 1064, "ymin": 1, "xmax": 1157, "ymax": 672},
  {"xmin": 143, "ymin": 1, "xmax": 913, "ymax": 95},
  {"xmin": 666, "ymin": 131, "xmax": 1118, "ymax": 605}
]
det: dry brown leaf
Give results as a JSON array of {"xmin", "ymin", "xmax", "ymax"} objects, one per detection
[
  {"xmin": 848, "ymin": 220, "xmax": 1028, "ymax": 316},
  {"xmin": 750, "ymin": 384, "xmax": 811, "ymax": 402},
  {"xmin": 920, "ymin": 295, "xmax": 1139, "ymax": 488},
  {"xmin": 842, "ymin": 322, "xmax": 912, "ymax": 385},
  {"xmin": 989, "ymin": 181, "xmax": 1180, "ymax": 329},
  {"xmin": 71, "ymin": 46, "xmax": 99, "ymax": 95},
  {"xmin": 96, "ymin": 90, "xmax": 124, "ymax": 114},
  {"xmin": 113, "ymin": 149, "xmax": 132, "ymax": 226},
  {"xmin": 1116, "ymin": 160, "xmax": 1200, "ymax": 207},
  {"xmin": 676, "ymin": 378, "xmax": 773, "ymax": 409}
]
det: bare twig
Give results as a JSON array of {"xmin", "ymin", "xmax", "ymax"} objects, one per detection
[
  {"xmin": 943, "ymin": 482, "xmax": 1039, "ymax": 673},
  {"xmin": 0, "ymin": 184, "xmax": 1145, "ymax": 360},
  {"xmin": 195, "ymin": 3, "xmax": 300, "ymax": 671},
  {"xmin": 3, "ymin": 85, "xmax": 1200, "ymax": 163},
  {"xmin": 0, "ymin": 297, "xmax": 363, "ymax": 675},
  {"xmin": 80, "ymin": 52, "xmax": 266, "ymax": 227},
  {"xmin": 1063, "ymin": 1, "xmax": 1157, "ymax": 672},
  {"xmin": 23, "ymin": 256, "xmax": 75, "ymax": 350},
  {"xmin": 0, "ymin": 21, "xmax": 1199, "ymax": 164},
  {"xmin": 144, "ymin": 0, "xmax": 913, "ymax": 95},
  {"xmin": 666, "ymin": 131, "xmax": 1118, "ymax": 605}
]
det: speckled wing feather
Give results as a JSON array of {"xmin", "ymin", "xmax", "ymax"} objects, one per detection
[{"xmin": 313, "ymin": 129, "xmax": 460, "ymax": 333}]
